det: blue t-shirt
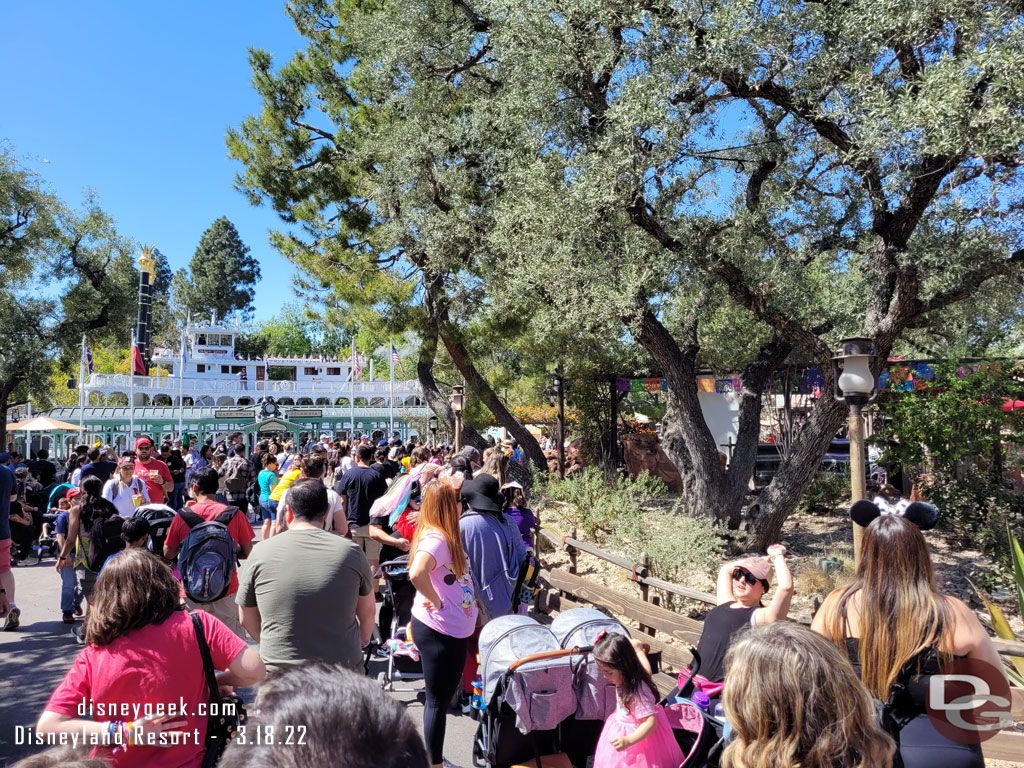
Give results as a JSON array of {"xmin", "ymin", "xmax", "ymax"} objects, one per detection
[
  {"xmin": 0, "ymin": 464, "xmax": 15, "ymax": 540},
  {"xmin": 54, "ymin": 510, "xmax": 70, "ymax": 537}
]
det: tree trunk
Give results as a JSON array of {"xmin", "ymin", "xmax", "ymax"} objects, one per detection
[
  {"xmin": 438, "ymin": 327, "xmax": 548, "ymax": 473},
  {"xmin": 415, "ymin": 320, "xmax": 486, "ymax": 451},
  {"xmin": 0, "ymin": 377, "xmax": 20, "ymax": 450}
]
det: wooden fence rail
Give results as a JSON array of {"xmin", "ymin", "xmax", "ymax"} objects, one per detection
[{"xmin": 533, "ymin": 523, "xmax": 1024, "ymax": 763}]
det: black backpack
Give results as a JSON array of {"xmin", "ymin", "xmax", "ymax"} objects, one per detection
[
  {"xmin": 132, "ymin": 504, "xmax": 177, "ymax": 559},
  {"xmin": 177, "ymin": 506, "xmax": 239, "ymax": 604},
  {"xmin": 86, "ymin": 512, "xmax": 125, "ymax": 572},
  {"xmin": 245, "ymin": 479, "xmax": 260, "ymax": 511}
]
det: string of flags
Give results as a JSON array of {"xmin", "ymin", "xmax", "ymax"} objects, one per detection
[{"xmin": 615, "ymin": 362, "xmax": 981, "ymax": 397}]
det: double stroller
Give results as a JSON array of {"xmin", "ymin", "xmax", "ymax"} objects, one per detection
[
  {"xmin": 473, "ymin": 608, "xmax": 724, "ymax": 768},
  {"xmin": 370, "ymin": 555, "xmax": 424, "ymax": 691}
]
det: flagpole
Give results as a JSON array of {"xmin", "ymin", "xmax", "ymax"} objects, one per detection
[
  {"xmin": 129, "ymin": 329, "xmax": 136, "ymax": 443},
  {"xmin": 350, "ymin": 339, "xmax": 356, "ymax": 441},
  {"xmin": 178, "ymin": 329, "xmax": 185, "ymax": 440},
  {"xmin": 389, "ymin": 339, "xmax": 395, "ymax": 438},
  {"xmin": 79, "ymin": 334, "xmax": 86, "ymax": 433}
]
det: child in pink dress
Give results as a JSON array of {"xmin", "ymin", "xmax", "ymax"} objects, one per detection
[{"xmin": 592, "ymin": 633, "xmax": 684, "ymax": 768}]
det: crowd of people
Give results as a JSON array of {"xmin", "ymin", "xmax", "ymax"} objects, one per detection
[{"xmin": 0, "ymin": 433, "xmax": 1011, "ymax": 768}]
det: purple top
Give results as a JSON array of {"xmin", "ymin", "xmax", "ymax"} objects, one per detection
[{"xmin": 504, "ymin": 507, "xmax": 536, "ymax": 549}]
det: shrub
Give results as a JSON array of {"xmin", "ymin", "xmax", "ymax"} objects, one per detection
[
  {"xmin": 611, "ymin": 499, "xmax": 727, "ymax": 610},
  {"xmin": 541, "ymin": 467, "xmax": 666, "ymax": 539},
  {"xmin": 927, "ymin": 470, "xmax": 1024, "ymax": 573},
  {"xmin": 796, "ymin": 472, "xmax": 851, "ymax": 516}
]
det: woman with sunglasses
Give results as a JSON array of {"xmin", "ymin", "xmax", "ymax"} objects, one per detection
[{"xmin": 692, "ymin": 544, "xmax": 793, "ymax": 692}]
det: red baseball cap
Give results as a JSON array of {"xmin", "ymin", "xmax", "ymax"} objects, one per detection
[
  {"xmin": 66, "ymin": 488, "xmax": 83, "ymax": 499},
  {"xmin": 135, "ymin": 437, "xmax": 153, "ymax": 449}
]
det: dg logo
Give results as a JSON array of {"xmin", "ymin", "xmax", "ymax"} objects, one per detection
[{"xmin": 926, "ymin": 657, "xmax": 1013, "ymax": 743}]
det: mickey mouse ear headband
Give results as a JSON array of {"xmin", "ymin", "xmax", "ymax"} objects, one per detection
[{"xmin": 849, "ymin": 496, "xmax": 938, "ymax": 531}]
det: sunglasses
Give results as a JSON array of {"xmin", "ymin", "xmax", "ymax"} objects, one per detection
[{"xmin": 732, "ymin": 568, "xmax": 759, "ymax": 586}]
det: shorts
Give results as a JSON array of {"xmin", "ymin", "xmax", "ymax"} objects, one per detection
[
  {"xmin": 76, "ymin": 566, "xmax": 98, "ymax": 598},
  {"xmin": 352, "ymin": 524, "xmax": 381, "ymax": 561},
  {"xmin": 259, "ymin": 498, "xmax": 277, "ymax": 521},
  {"xmin": 0, "ymin": 539, "xmax": 11, "ymax": 574}
]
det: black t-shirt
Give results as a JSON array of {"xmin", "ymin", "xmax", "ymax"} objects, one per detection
[
  {"xmin": 694, "ymin": 603, "xmax": 759, "ymax": 684},
  {"xmin": 165, "ymin": 453, "xmax": 186, "ymax": 482},
  {"xmin": 337, "ymin": 466, "xmax": 388, "ymax": 527},
  {"xmin": 370, "ymin": 461, "xmax": 399, "ymax": 481},
  {"xmin": 26, "ymin": 459, "xmax": 56, "ymax": 486},
  {"xmin": 80, "ymin": 460, "xmax": 117, "ymax": 483}
]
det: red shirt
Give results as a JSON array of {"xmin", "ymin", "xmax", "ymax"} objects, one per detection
[
  {"xmin": 164, "ymin": 501, "xmax": 254, "ymax": 596},
  {"xmin": 134, "ymin": 458, "xmax": 172, "ymax": 505},
  {"xmin": 46, "ymin": 610, "xmax": 246, "ymax": 768}
]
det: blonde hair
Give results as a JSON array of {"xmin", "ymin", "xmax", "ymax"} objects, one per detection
[
  {"xmin": 721, "ymin": 623, "xmax": 894, "ymax": 768},
  {"xmin": 823, "ymin": 515, "xmax": 951, "ymax": 699},
  {"xmin": 410, "ymin": 480, "xmax": 467, "ymax": 579}
]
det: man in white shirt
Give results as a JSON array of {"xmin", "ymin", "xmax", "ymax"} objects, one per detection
[{"xmin": 102, "ymin": 459, "xmax": 151, "ymax": 517}]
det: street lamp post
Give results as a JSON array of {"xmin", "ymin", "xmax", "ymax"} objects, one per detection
[
  {"xmin": 428, "ymin": 415, "xmax": 439, "ymax": 447},
  {"xmin": 451, "ymin": 385, "xmax": 464, "ymax": 453},
  {"xmin": 832, "ymin": 337, "xmax": 878, "ymax": 566}
]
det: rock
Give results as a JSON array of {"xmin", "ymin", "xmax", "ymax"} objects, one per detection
[{"xmin": 620, "ymin": 433, "xmax": 682, "ymax": 493}]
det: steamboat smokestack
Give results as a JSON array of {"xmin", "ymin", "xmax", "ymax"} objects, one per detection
[{"xmin": 136, "ymin": 246, "xmax": 156, "ymax": 367}]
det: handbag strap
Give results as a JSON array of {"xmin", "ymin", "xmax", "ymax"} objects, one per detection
[{"xmin": 189, "ymin": 611, "xmax": 221, "ymax": 706}]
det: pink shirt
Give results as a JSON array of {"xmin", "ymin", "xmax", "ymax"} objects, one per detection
[
  {"xmin": 46, "ymin": 610, "xmax": 247, "ymax": 768},
  {"xmin": 411, "ymin": 531, "xmax": 478, "ymax": 638}
]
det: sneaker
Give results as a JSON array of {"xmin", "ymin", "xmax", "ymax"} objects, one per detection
[
  {"xmin": 375, "ymin": 645, "xmax": 391, "ymax": 659},
  {"xmin": 63, "ymin": 611, "xmax": 75, "ymax": 624},
  {"xmin": 2, "ymin": 607, "xmax": 20, "ymax": 631},
  {"xmin": 71, "ymin": 625, "xmax": 85, "ymax": 645},
  {"xmin": 73, "ymin": 605, "xmax": 83, "ymax": 617}
]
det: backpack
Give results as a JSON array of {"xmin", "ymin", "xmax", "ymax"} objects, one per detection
[
  {"xmin": 132, "ymin": 503, "xmax": 177, "ymax": 558},
  {"xmin": 221, "ymin": 458, "xmax": 248, "ymax": 494},
  {"xmin": 245, "ymin": 479, "xmax": 261, "ymax": 510},
  {"xmin": 511, "ymin": 553, "xmax": 542, "ymax": 613},
  {"xmin": 86, "ymin": 512, "xmax": 125, "ymax": 572},
  {"xmin": 177, "ymin": 506, "xmax": 239, "ymax": 604}
]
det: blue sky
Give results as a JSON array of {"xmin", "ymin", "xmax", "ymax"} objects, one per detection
[{"xmin": 0, "ymin": 1, "xmax": 308, "ymax": 322}]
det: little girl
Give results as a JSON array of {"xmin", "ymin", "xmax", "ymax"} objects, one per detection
[{"xmin": 592, "ymin": 633, "xmax": 684, "ymax": 768}]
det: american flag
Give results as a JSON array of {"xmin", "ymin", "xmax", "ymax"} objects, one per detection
[
  {"xmin": 391, "ymin": 344, "xmax": 407, "ymax": 377},
  {"xmin": 352, "ymin": 350, "xmax": 362, "ymax": 381},
  {"xmin": 85, "ymin": 346, "xmax": 93, "ymax": 374}
]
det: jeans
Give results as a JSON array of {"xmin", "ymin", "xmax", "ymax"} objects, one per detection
[
  {"xmin": 59, "ymin": 563, "xmax": 81, "ymax": 612},
  {"xmin": 171, "ymin": 482, "xmax": 186, "ymax": 510},
  {"xmin": 259, "ymin": 498, "xmax": 277, "ymax": 521}
]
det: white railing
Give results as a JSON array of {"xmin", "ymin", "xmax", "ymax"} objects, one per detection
[{"xmin": 86, "ymin": 374, "xmax": 421, "ymax": 397}]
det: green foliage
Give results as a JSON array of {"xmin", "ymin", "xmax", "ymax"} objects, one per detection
[
  {"xmin": 236, "ymin": 302, "xmax": 350, "ymax": 359},
  {"xmin": 171, "ymin": 217, "xmax": 260, "ymax": 323},
  {"xmin": 0, "ymin": 148, "xmax": 138, "ymax": 441},
  {"xmin": 611, "ymin": 500, "xmax": 728, "ymax": 606},
  {"xmin": 541, "ymin": 467, "xmax": 666, "ymax": 538},
  {"xmin": 876, "ymin": 362, "xmax": 1024, "ymax": 474},
  {"xmin": 927, "ymin": 469, "xmax": 1024, "ymax": 570},
  {"xmin": 796, "ymin": 473, "xmax": 852, "ymax": 516}
]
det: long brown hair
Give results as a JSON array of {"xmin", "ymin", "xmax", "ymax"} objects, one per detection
[
  {"xmin": 722, "ymin": 623, "xmax": 894, "ymax": 768},
  {"xmin": 84, "ymin": 549, "xmax": 183, "ymax": 646},
  {"xmin": 411, "ymin": 480, "xmax": 467, "ymax": 579},
  {"xmin": 823, "ymin": 515, "xmax": 952, "ymax": 699}
]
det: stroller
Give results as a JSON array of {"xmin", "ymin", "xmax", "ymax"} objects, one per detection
[
  {"xmin": 130, "ymin": 503, "xmax": 177, "ymax": 561},
  {"xmin": 474, "ymin": 609, "xmax": 726, "ymax": 768},
  {"xmin": 372, "ymin": 556, "xmax": 424, "ymax": 691}
]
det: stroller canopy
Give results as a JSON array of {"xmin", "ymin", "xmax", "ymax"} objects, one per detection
[
  {"xmin": 479, "ymin": 615, "xmax": 578, "ymax": 735},
  {"xmin": 551, "ymin": 607, "xmax": 629, "ymax": 649}
]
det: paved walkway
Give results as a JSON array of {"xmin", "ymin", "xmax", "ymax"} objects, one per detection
[{"xmin": 0, "ymin": 543, "xmax": 480, "ymax": 767}]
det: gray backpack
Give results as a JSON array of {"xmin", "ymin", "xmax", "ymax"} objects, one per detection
[{"xmin": 177, "ymin": 507, "xmax": 239, "ymax": 604}]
